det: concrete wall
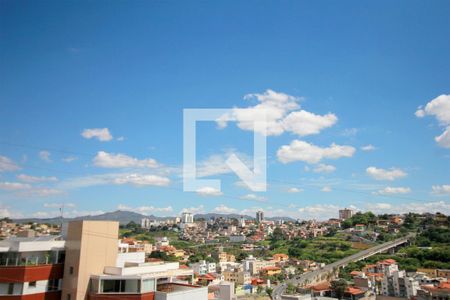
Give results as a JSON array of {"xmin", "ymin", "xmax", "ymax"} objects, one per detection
[{"xmin": 62, "ymin": 221, "xmax": 119, "ymax": 300}]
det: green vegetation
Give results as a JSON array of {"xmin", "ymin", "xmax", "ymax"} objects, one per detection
[
  {"xmin": 342, "ymin": 212, "xmax": 377, "ymax": 229},
  {"xmin": 331, "ymin": 279, "xmax": 348, "ymax": 299},
  {"xmin": 286, "ymin": 237, "xmax": 358, "ymax": 264}
]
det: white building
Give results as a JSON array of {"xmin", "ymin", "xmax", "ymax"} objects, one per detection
[
  {"xmin": 189, "ymin": 260, "xmax": 217, "ymax": 275},
  {"xmin": 181, "ymin": 212, "xmax": 194, "ymax": 224}
]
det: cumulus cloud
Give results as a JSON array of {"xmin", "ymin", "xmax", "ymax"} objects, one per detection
[
  {"xmin": 366, "ymin": 167, "xmax": 407, "ymax": 181},
  {"xmin": 0, "ymin": 155, "xmax": 20, "ymax": 172},
  {"xmin": 214, "ymin": 204, "xmax": 237, "ymax": 214},
  {"xmin": 287, "ymin": 187, "xmax": 303, "ymax": 193},
  {"xmin": 277, "ymin": 140, "xmax": 355, "ymax": 164},
  {"xmin": 81, "ymin": 128, "xmax": 113, "ymax": 141},
  {"xmin": 117, "ymin": 204, "xmax": 173, "ymax": 214},
  {"xmin": 415, "ymin": 94, "xmax": 450, "ymax": 148},
  {"xmin": 180, "ymin": 205, "xmax": 205, "ymax": 215},
  {"xmin": 240, "ymin": 193, "xmax": 266, "ymax": 202},
  {"xmin": 313, "ymin": 164, "xmax": 336, "ymax": 173},
  {"xmin": 432, "ymin": 185, "xmax": 450, "ymax": 195},
  {"xmin": 196, "ymin": 186, "xmax": 223, "ymax": 197},
  {"xmin": 435, "ymin": 127, "xmax": 450, "ymax": 148},
  {"xmin": 217, "ymin": 89, "xmax": 337, "ymax": 137},
  {"xmin": 39, "ymin": 151, "xmax": 51, "ymax": 162},
  {"xmin": 361, "ymin": 144, "xmax": 376, "ymax": 151},
  {"xmin": 282, "ymin": 110, "xmax": 338, "ymax": 136},
  {"xmin": 17, "ymin": 174, "xmax": 58, "ymax": 183},
  {"xmin": 375, "ymin": 186, "xmax": 411, "ymax": 195},
  {"xmin": 93, "ymin": 151, "xmax": 158, "ymax": 169}
]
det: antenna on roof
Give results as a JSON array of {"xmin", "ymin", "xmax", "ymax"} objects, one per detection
[{"xmin": 59, "ymin": 204, "xmax": 64, "ymax": 230}]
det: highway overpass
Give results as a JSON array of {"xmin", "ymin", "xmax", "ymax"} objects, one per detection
[{"xmin": 273, "ymin": 234, "xmax": 414, "ymax": 299}]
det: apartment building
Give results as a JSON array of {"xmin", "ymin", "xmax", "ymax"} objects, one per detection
[
  {"xmin": 189, "ymin": 260, "xmax": 217, "ymax": 275},
  {"xmin": 1, "ymin": 220, "xmax": 208, "ymax": 300},
  {"xmin": 0, "ymin": 235, "xmax": 65, "ymax": 299}
]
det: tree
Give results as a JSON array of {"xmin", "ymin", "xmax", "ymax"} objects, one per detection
[
  {"xmin": 265, "ymin": 287, "xmax": 274, "ymax": 300},
  {"xmin": 331, "ymin": 279, "xmax": 348, "ymax": 299},
  {"xmin": 286, "ymin": 283, "xmax": 297, "ymax": 294},
  {"xmin": 272, "ymin": 227, "xmax": 284, "ymax": 241}
]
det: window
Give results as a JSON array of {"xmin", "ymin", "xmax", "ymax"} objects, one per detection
[
  {"xmin": 48, "ymin": 279, "xmax": 60, "ymax": 291},
  {"xmin": 29, "ymin": 281, "xmax": 37, "ymax": 288},
  {"xmin": 69, "ymin": 266, "xmax": 74, "ymax": 275},
  {"xmin": 66, "ymin": 293, "xmax": 71, "ymax": 300},
  {"xmin": 8, "ymin": 283, "xmax": 14, "ymax": 295}
]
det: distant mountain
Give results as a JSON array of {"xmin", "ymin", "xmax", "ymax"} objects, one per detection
[
  {"xmin": 13, "ymin": 210, "xmax": 296, "ymax": 225},
  {"xmin": 194, "ymin": 213, "xmax": 254, "ymax": 220},
  {"xmin": 193, "ymin": 213, "xmax": 295, "ymax": 222},
  {"xmin": 13, "ymin": 210, "xmax": 174, "ymax": 225}
]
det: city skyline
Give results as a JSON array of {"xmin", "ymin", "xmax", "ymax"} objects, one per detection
[{"xmin": 1, "ymin": 1, "xmax": 450, "ymax": 220}]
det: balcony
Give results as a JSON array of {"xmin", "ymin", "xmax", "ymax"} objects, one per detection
[{"xmin": 0, "ymin": 264, "xmax": 64, "ymax": 282}]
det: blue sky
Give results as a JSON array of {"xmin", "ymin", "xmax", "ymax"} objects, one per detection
[{"xmin": 0, "ymin": 1, "xmax": 449, "ymax": 220}]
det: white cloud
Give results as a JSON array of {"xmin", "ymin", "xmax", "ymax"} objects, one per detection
[
  {"xmin": 282, "ymin": 110, "xmax": 338, "ymax": 136},
  {"xmin": 0, "ymin": 182, "xmax": 31, "ymax": 191},
  {"xmin": 195, "ymin": 151, "xmax": 252, "ymax": 178},
  {"xmin": 298, "ymin": 204, "xmax": 340, "ymax": 220},
  {"xmin": 240, "ymin": 193, "xmax": 266, "ymax": 202},
  {"xmin": 39, "ymin": 151, "xmax": 51, "ymax": 162},
  {"xmin": 432, "ymin": 185, "xmax": 450, "ymax": 195},
  {"xmin": 93, "ymin": 151, "xmax": 158, "ymax": 169},
  {"xmin": 57, "ymin": 172, "xmax": 170, "ymax": 189},
  {"xmin": 234, "ymin": 180, "xmax": 267, "ymax": 191},
  {"xmin": 277, "ymin": 140, "xmax": 355, "ymax": 164},
  {"xmin": 180, "ymin": 205, "xmax": 205, "ymax": 215},
  {"xmin": 62, "ymin": 156, "xmax": 77, "ymax": 163},
  {"xmin": 367, "ymin": 201, "xmax": 450, "ymax": 215},
  {"xmin": 0, "ymin": 155, "xmax": 20, "ymax": 172},
  {"xmin": 217, "ymin": 89, "xmax": 337, "ymax": 137},
  {"xmin": 196, "ymin": 186, "xmax": 223, "ymax": 197},
  {"xmin": 375, "ymin": 186, "xmax": 411, "ymax": 195},
  {"xmin": 321, "ymin": 186, "xmax": 332, "ymax": 192},
  {"xmin": 17, "ymin": 174, "xmax": 58, "ymax": 183},
  {"xmin": 0, "ymin": 182, "xmax": 63, "ymax": 197},
  {"xmin": 81, "ymin": 128, "xmax": 113, "ymax": 141},
  {"xmin": 435, "ymin": 126, "xmax": 450, "ymax": 148},
  {"xmin": 117, "ymin": 136, "xmax": 125, "ymax": 141},
  {"xmin": 366, "ymin": 166, "xmax": 407, "ymax": 181},
  {"xmin": 117, "ymin": 204, "xmax": 173, "ymax": 215},
  {"xmin": 287, "ymin": 187, "xmax": 303, "ymax": 193},
  {"xmin": 416, "ymin": 94, "xmax": 450, "ymax": 148},
  {"xmin": 361, "ymin": 144, "xmax": 376, "ymax": 151},
  {"xmin": 113, "ymin": 174, "xmax": 170, "ymax": 187},
  {"xmin": 213, "ymin": 204, "xmax": 237, "ymax": 214},
  {"xmin": 416, "ymin": 94, "xmax": 450, "ymax": 124},
  {"xmin": 313, "ymin": 164, "xmax": 336, "ymax": 173}
]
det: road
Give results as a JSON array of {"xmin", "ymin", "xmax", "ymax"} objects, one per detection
[{"xmin": 272, "ymin": 234, "xmax": 414, "ymax": 299}]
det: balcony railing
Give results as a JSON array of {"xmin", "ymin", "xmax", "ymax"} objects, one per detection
[{"xmin": 0, "ymin": 256, "xmax": 64, "ymax": 266}]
